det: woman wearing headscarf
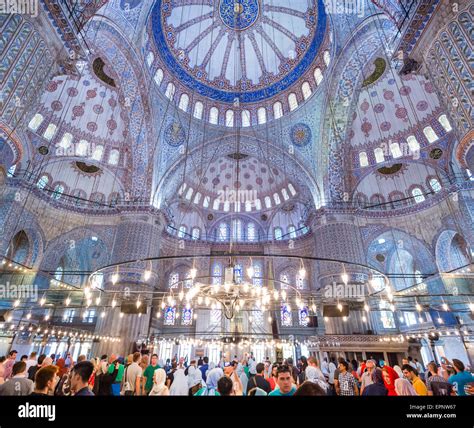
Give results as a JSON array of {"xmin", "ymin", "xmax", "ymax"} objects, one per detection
[
  {"xmin": 236, "ymin": 362, "xmax": 248, "ymax": 395},
  {"xmin": 56, "ymin": 358, "xmax": 68, "ymax": 378},
  {"xmin": 205, "ymin": 361, "xmax": 216, "ymax": 379},
  {"xmin": 187, "ymin": 365, "xmax": 203, "ymax": 396},
  {"xmin": 169, "ymin": 368, "xmax": 188, "ymax": 396},
  {"xmin": 395, "ymin": 378, "xmax": 418, "ymax": 396},
  {"xmin": 362, "ymin": 368, "xmax": 388, "ymax": 396},
  {"xmin": 393, "ymin": 365, "xmax": 404, "ymax": 379},
  {"xmin": 382, "ymin": 366, "xmax": 399, "ymax": 396},
  {"xmin": 149, "ymin": 369, "xmax": 169, "ymax": 396},
  {"xmin": 194, "ymin": 368, "xmax": 224, "ymax": 396}
]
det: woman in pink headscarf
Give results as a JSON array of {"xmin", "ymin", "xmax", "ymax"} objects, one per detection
[{"xmin": 395, "ymin": 378, "xmax": 418, "ymax": 396}]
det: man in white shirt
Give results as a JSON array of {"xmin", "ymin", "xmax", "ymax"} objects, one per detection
[
  {"xmin": 360, "ymin": 359, "xmax": 376, "ymax": 395},
  {"xmin": 25, "ymin": 352, "xmax": 37, "ymax": 372}
]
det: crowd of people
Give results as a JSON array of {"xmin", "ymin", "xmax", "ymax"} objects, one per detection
[{"xmin": 0, "ymin": 349, "xmax": 472, "ymax": 396}]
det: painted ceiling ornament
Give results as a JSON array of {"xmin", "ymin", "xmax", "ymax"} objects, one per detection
[
  {"xmin": 151, "ymin": 0, "xmax": 327, "ymax": 103},
  {"xmin": 290, "ymin": 123, "xmax": 312, "ymax": 147},
  {"xmin": 164, "ymin": 121, "xmax": 186, "ymax": 147}
]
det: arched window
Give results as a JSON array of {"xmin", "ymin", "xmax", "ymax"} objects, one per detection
[
  {"xmin": 302, "ymin": 82, "xmax": 312, "ymax": 100},
  {"xmin": 423, "ymin": 126, "xmax": 438, "ymax": 143},
  {"xmin": 91, "ymin": 193, "xmax": 105, "ymax": 206},
  {"xmin": 51, "ymin": 184, "xmax": 64, "ymax": 200},
  {"xmin": 438, "ymin": 114, "xmax": 452, "ymax": 132},
  {"xmin": 178, "ymin": 225, "xmax": 187, "ymax": 238},
  {"xmin": 257, "ymin": 107, "xmax": 267, "ymax": 124},
  {"xmin": 154, "ymin": 68, "xmax": 164, "ymax": 86},
  {"xmin": 7, "ymin": 164, "xmax": 17, "ymax": 177},
  {"xmin": 146, "ymin": 51, "xmax": 154, "ymax": 67},
  {"xmin": 411, "ymin": 187, "xmax": 425, "ymax": 203},
  {"xmin": 273, "ymin": 193, "xmax": 281, "ymax": 205},
  {"xmin": 178, "ymin": 183, "xmax": 187, "ymax": 195},
  {"xmin": 374, "ymin": 147, "xmax": 385, "ymax": 163},
  {"xmin": 209, "ymin": 107, "xmax": 219, "ymax": 124},
  {"xmin": 288, "ymin": 225, "xmax": 297, "ymax": 239},
  {"xmin": 178, "ymin": 93, "xmax": 189, "ymax": 112},
  {"xmin": 193, "ymin": 101, "xmax": 203, "ymax": 119},
  {"xmin": 245, "ymin": 200, "xmax": 252, "ymax": 212},
  {"xmin": 58, "ymin": 132, "xmax": 73, "ymax": 150},
  {"xmin": 288, "ymin": 183, "xmax": 296, "ymax": 196},
  {"xmin": 314, "ymin": 67, "xmax": 323, "ymax": 85},
  {"xmin": 163, "ymin": 306, "xmax": 176, "ymax": 325},
  {"xmin": 212, "ymin": 263, "xmax": 222, "ymax": 286},
  {"xmin": 407, "ymin": 135, "xmax": 420, "ymax": 154},
  {"xmin": 203, "ymin": 196, "xmax": 210, "ymax": 208},
  {"xmin": 213, "ymin": 199, "xmax": 220, "ymax": 210},
  {"xmin": 223, "ymin": 200, "xmax": 230, "ymax": 211},
  {"xmin": 264, "ymin": 196, "xmax": 272, "ymax": 208},
  {"xmin": 28, "ymin": 113, "xmax": 44, "ymax": 131},
  {"xmin": 185, "ymin": 187, "xmax": 193, "ymax": 200},
  {"xmin": 37, "ymin": 175, "xmax": 49, "ymax": 190},
  {"xmin": 191, "ymin": 227, "xmax": 200, "ymax": 240},
  {"xmin": 253, "ymin": 262, "xmax": 263, "ymax": 287},
  {"xmin": 168, "ymin": 272, "xmax": 179, "ymax": 288},
  {"xmin": 225, "ymin": 110, "xmax": 234, "ymax": 127},
  {"xmin": 299, "ymin": 222, "xmax": 309, "ymax": 235},
  {"xmin": 247, "ymin": 222, "xmax": 256, "ymax": 241},
  {"xmin": 390, "ymin": 142, "xmax": 402, "ymax": 158},
  {"xmin": 254, "ymin": 199, "xmax": 262, "ymax": 210},
  {"xmin": 274, "ymin": 227, "xmax": 283, "ymax": 240},
  {"xmin": 299, "ymin": 307, "xmax": 309, "ymax": 326},
  {"xmin": 92, "ymin": 145, "xmax": 104, "ymax": 161},
  {"xmin": 280, "ymin": 273, "xmax": 289, "ymax": 289},
  {"xmin": 43, "ymin": 123, "xmax": 57, "ymax": 141},
  {"xmin": 165, "ymin": 82, "xmax": 175, "ymax": 99},
  {"xmin": 359, "ymin": 151, "xmax": 369, "ymax": 167},
  {"xmin": 324, "ymin": 50, "xmax": 330, "ymax": 67},
  {"xmin": 218, "ymin": 222, "xmax": 228, "ymax": 241},
  {"xmin": 108, "ymin": 149, "xmax": 120, "ymax": 165},
  {"xmin": 232, "ymin": 219, "xmax": 242, "ymax": 241},
  {"xmin": 273, "ymin": 101, "xmax": 283, "ymax": 119},
  {"xmin": 429, "ymin": 178, "xmax": 442, "ymax": 193},
  {"xmin": 193, "ymin": 192, "xmax": 201, "ymax": 204},
  {"xmin": 241, "ymin": 110, "xmax": 251, "ymax": 127},
  {"xmin": 281, "ymin": 304, "xmax": 293, "ymax": 326},
  {"xmin": 76, "ymin": 140, "xmax": 89, "ymax": 156},
  {"xmin": 288, "ymin": 93, "xmax": 298, "ymax": 111}
]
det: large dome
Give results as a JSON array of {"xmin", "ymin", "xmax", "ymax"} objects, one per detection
[{"xmin": 150, "ymin": 0, "xmax": 328, "ymax": 104}]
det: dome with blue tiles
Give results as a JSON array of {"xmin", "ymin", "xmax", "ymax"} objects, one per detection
[{"xmin": 150, "ymin": 0, "xmax": 328, "ymax": 105}]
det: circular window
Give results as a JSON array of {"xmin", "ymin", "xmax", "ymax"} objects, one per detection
[
  {"xmin": 38, "ymin": 146, "xmax": 49, "ymax": 155},
  {"xmin": 429, "ymin": 148, "xmax": 443, "ymax": 159},
  {"xmin": 375, "ymin": 254, "xmax": 385, "ymax": 262}
]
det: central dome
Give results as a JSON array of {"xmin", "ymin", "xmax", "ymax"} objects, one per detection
[
  {"xmin": 151, "ymin": 0, "xmax": 327, "ymax": 104},
  {"xmin": 219, "ymin": 0, "xmax": 260, "ymax": 30}
]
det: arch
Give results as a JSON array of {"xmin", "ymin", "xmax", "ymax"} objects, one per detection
[{"xmin": 435, "ymin": 230, "xmax": 472, "ymax": 272}]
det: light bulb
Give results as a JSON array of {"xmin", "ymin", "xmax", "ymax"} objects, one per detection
[
  {"xmin": 299, "ymin": 267, "xmax": 306, "ymax": 279},
  {"xmin": 112, "ymin": 299, "xmax": 117, "ymax": 308},
  {"xmin": 111, "ymin": 273, "xmax": 119, "ymax": 285},
  {"xmin": 136, "ymin": 299, "xmax": 142, "ymax": 309},
  {"xmin": 268, "ymin": 316, "xmax": 272, "ymax": 322},
  {"xmin": 96, "ymin": 296, "xmax": 101, "ymax": 305},
  {"xmin": 44, "ymin": 314, "xmax": 50, "ymax": 321},
  {"xmin": 337, "ymin": 302, "xmax": 343, "ymax": 312},
  {"xmin": 362, "ymin": 315, "xmax": 367, "ymax": 322},
  {"xmin": 26, "ymin": 313, "xmax": 31, "ymax": 320},
  {"xmin": 157, "ymin": 312, "xmax": 161, "ymax": 318},
  {"xmin": 247, "ymin": 266, "xmax": 254, "ymax": 278},
  {"xmin": 101, "ymin": 311, "xmax": 105, "ymax": 318},
  {"xmin": 416, "ymin": 303, "xmax": 422, "ymax": 311},
  {"xmin": 120, "ymin": 312, "xmax": 124, "ymax": 318},
  {"xmin": 469, "ymin": 303, "xmax": 474, "ymax": 312},
  {"xmin": 13, "ymin": 299, "xmax": 20, "ymax": 307},
  {"xmin": 364, "ymin": 303, "xmax": 369, "ymax": 312},
  {"xmin": 341, "ymin": 272, "xmax": 349, "ymax": 284},
  {"xmin": 197, "ymin": 296, "xmax": 203, "ymax": 304},
  {"xmin": 281, "ymin": 290, "xmax": 287, "ymax": 300},
  {"xmin": 442, "ymin": 303, "xmax": 449, "ymax": 311},
  {"xmin": 390, "ymin": 304, "xmax": 395, "ymax": 312},
  {"xmin": 144, "ymin": 270, "xmax": 152, "ymax": 281},
  {"xmin": 40, "ymin": 297, "xmax": 46, "ymax": 306},
  {"xmin": 273, "ymin": 290, "xmax": 279, "ymax": 300},
  {"xmin": 179, "ymin": 291, "xmax": 184, "ymax": 301},
  {"xmin": 190, "ymin": 268, "xmax": 197, "ymax": 279},
  {"xmin": 65, "ymin": 297, "xmax": 71, "ymax": 306},
  {"xmin": 343, "ymin": 316, "xmax": 348, "ymax": 322}
]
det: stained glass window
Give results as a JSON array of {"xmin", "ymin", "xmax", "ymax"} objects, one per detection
[
  {"xmin": 247, "ymin": 223, "xmax": 256, "ymax": 241},
  {"xmin": 169, "ymin": 272, "xmax": 179, "ymax": 289},
  {"xmin": 181, "ymin": 308, "xmax": 193, "ymax": 325},
  {"xmin": 280, "ymin": 273, "xmax": 289, "ymax": 290},
  {"xmin": 281, "ymin": 304, "xmax": 293, "ymax": 326},
  {"xmin": 164, "ymin": 306, "xmax": 176, "ymax": 325},
  {"xmin": 234, "ymin": 264, "xmax": 243, "ymax": 284},
  {"xmin": 253, "ymin": 263, "xmax": 263, "ymax": 287},
  {"xmin": 299, "ymin": 307, "xmax": 309, "ymax": 326},
  {"xmin": 296, "ymin": 274, "xmax": 304, "ymax": 289},
  {"xmin": 212, "ymin": 263, "xmax": 222, "ymax": 286}
]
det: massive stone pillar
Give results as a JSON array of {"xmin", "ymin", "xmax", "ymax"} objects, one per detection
[
  {"xmin": 91, "ymin": 213, "xmax": 164, "ymax": 357},
  {"xmin": 312, "ymin": 214, "xmax": 375, "ymax": 335}
]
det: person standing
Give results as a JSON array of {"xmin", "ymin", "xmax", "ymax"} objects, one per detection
[
  {"xmin": 247, "ymin": 362, "xmax": 271, "ymax": 394},
  {"xmin": 143, "ymin": 354, "xmax": 160, "ymax": 395},
  {"xmin": 199, "ymin": 356, "xmax": 209, "ymax": 382},
  {"xmin": 337, "ymin": 360, "xmax": 359, "ymax": 396},
  {"xmin": 446, "ymin": 359, "xmax": 473, "ymax": 396},
  {"xmin": 0, "ymin": 362, "xmax": 34, "ymax": 395},
  {"xmin": 359, "ymin": 359, "xmax": 376, "ymax": 395},
  {"xmin": 3, "ymin": 350, "xmax": 18, "ymax": 380},
  {"xmin": 402, "ymin": 364, "xmax": 427, "ymax": 396},
  {"xmin": 28, "ymin": 354, "xmax": 46, "ymax": 381},
  {"xmin": 70, "ymin": 361, "xmax": 95, "ymax": 396},
  {"xmin": 268, "ymin": 365, "xmax": 297, "ymax": 396},
  {"xmin": 425, "ymin": 362, "xmax": 452, "ymax": 396},
  {"xmin": 149, "ymin": 368, "xmax": 169, "ymax": 396},
  {"xmin": 122, "ymin": 352, "xmax": 142, "ymax": 396},
  {"xmin": 30, "ymin": 366, "xmax": 59, "ymax": 396}
]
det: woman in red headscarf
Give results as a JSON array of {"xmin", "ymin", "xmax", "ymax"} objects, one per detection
[
  {"xmin": 382, "ymin": 366, "xmax": 399, "ymax": 396},
  {"xmin": 56, "ymin": 358, "xmax": 68, "ymax": 378}
]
